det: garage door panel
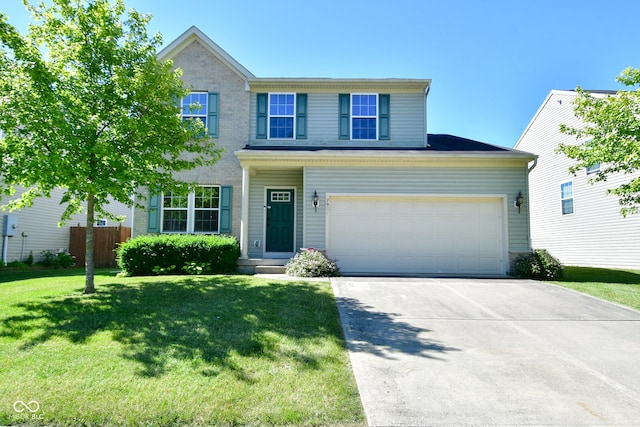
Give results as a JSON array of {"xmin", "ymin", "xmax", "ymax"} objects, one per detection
[{"xmin": 328, "ymin": 197, "xmax": 505, "ymax": 275}]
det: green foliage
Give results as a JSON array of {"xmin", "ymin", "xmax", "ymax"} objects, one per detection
[
  {"xmin": 0, "ymin": 0, "xmax": 222, "ymax": 291},
  {"xmin": 117, "ymin": 234, "xmax": 239, "ymax": 276},
  {"xmin": 558, "ymin": 67, "xmax": 640, "ymax": 216},
  {"xmin": 513, "ymin": 249, "xmax": 562, "ymax": 280},
  {"xmin": 0, "ymin": 260, "xmax": 4, "ymax": 268},
  {"xmin": 38, "ymin": 250, "xmax": 76, "ymax": 268},
  {"xmin": 285, "ymin": 249, "xmax": 340, "ymax": 278},
  {"xmin": 25, "ymin": 251, "xmax": 34, "ymax": 266}
]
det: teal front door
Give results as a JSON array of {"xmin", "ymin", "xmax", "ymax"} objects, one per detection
[{"xmin": 266, "ymin": 189, "xmax": 295, "ymax": 253}]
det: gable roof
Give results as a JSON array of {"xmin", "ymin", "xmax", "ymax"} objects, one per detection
[{"xmin": 157, "ymin": 26, "xmax": 255, "ymax": 82}]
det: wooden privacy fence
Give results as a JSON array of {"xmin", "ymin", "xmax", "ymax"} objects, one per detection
[{"xmin": 69, "ymin": 226, "xmax": 131, "ymax": 268}]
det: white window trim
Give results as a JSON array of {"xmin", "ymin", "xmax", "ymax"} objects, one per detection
[
  {"xmin": 161, "ymin": 185, "xmax": 221, "ymax": 234},
  {"xmin": 182, "ymin": 91, "xmax": 208, "ymax": 124},
  {"xmin": 351, "ymin": 93, "xmax": 379, "ymax": 141},
  {"xmin": 267, "ymin": 92, "xmax": 296, "ymax": 140},
  {"xmin": 560, "ymin": 180, "xmax": 575, "ymax": 216}
]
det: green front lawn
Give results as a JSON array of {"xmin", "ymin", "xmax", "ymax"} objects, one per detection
[
  {"xmin": 0, "ymin": 269, "xmax": 364, "ymax": 426},
  {"xmin": 550, "ymin": 266, "xmax": 640, "ymax": 311}
]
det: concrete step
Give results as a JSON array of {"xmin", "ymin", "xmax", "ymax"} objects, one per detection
[
  {"xmin": 237, "ymin": 258, "xmax": 290, "ymax": 274},
  {"xmin": 254, "ymin": 265, "xmax": 287, "ymax": 274}
]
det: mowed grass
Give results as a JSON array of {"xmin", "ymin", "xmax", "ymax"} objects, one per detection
[
  {"xmin": 0, "ymin": 269, "xmax": 364, "ymax": 426},
  {"xmin": 550, "ymin": 266, "xmax": 640, "ymax": 311}
]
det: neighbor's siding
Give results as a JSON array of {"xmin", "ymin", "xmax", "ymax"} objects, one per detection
[
  {"xmin": 515, "ymin": 91, "xmax": 640, "ymax": 269},
  {"xmin": 249, "ymin": 92, "xmax": 425, "ymax": 147},
  {"xmin": 247, "ymin": 169, "xmax": 304, "ymax": 258},
  {"xmin": 2, "ymin": 186, "xmax": 130, "ymax": 263},
  {"xmin": 303, "ymin": 165, "xmax": 530, "ymax": 255}
]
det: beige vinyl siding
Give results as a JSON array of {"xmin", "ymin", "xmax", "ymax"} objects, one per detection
[
  {"xmin": 247, "ymin": 169, "xmax": 303, "ymax": 258},
  {"xmin": 249, "ymin": 92, "xmax": 425, "ymax": 147},
  {"xmin": 2, "ymin": 186, "xmax": 130, "ymax": 263},
  {"xmin": 515, "ymin": 91, "xmax": 640, "ymax": 269},
  {"xmin": 303, "ymin": 165, "xmax": 530, "ymax": 255}
]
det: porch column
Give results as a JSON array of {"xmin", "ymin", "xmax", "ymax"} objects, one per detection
[{"xmin": 240, "ymin": 166, "xmax": 250, "ymax": 259}]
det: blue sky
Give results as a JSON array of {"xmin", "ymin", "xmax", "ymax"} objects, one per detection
[{"xmin": 2, "ymin": 0, "xmax": 639, "ymax": 147}]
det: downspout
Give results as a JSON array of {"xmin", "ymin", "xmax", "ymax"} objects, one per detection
[{"xmin": 424, "ymin": 85, "xmax": 431, "ymax": 148}]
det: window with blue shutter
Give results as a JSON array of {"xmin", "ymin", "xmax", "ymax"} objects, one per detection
[
  {"xmin": 379, "ymin": 94, "xmax": 390, "ymax": 140},
  {"xmin": 147, "ymin": 193, "xmax": 160, "ymax": 233},
  {"xmin": 339, "ymin": 94, "xmax": 350, "ymax": 139},
  {"xmin": 296, "ymin": 94, "xmax": 307, "ymax": 139},
  {"xmin": 208, "ymin": 93, "xmax": 219, "ymax": 137},
  {"xmin": 256, "ymin": 93, "xmax": 268, "ymax": 139},
  {"xmin": 220, "ymin": 185, "xmax": 232, "ymax": 233}
]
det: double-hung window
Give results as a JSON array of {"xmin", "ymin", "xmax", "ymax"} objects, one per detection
[
  {"xmin": 256, "ymin": 93, "xmax": 307, "ymax": 140},
  {"xmin": 269, "ymin": 93, "xmax": 295, "ymax": 139},
  {"xmin": 351, "ymin": 94, "xmax": 378, "ymax": 140},
  {"xmin": 182, "ymin": 92, "xmax": 208, "ymax": 128},
  {"xmin": 560, "ymin": 181, "xmax": 574, "ymax": 215},
  {"xmin": 339, "ymin": 93, "xmax": 390, "ymax": 140},
  {"xmin": 162, "ymin": 186, "xmax": 220, "ymax": 233},
  {"xmin": 181, "ymin": 92, "xmax": 219, "ymax": 137}
]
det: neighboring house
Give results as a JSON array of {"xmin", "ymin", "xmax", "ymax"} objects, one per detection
[
  {"xmin": 514, "ymin": 90, "xmax": 640, "ymax": 270},
  {"xmin": 133, "ymin": 26, "xmax": 535, "ymax": 276},
  {"xmin": 1, "ymin": 185, "xmax": 131, "ymax": 264}
]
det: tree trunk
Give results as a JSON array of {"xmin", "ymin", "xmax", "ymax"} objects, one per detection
[{"xmin": 84, "ymin": 194, "xmax": 95, "ymax": 294}]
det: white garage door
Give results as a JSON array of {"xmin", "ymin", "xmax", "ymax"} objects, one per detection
[{"xmin": 327, "ymin": 196, "xmax": 506, "ymax": 275}]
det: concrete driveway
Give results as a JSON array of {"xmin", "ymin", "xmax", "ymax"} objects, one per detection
[{"xmin": 331, "ymin": 277, "xmax": 640, "ymax": 426}]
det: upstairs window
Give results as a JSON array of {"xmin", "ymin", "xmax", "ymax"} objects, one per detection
[
  {"xmin": 269, "ymin": 93, "xmax": 295, "ymax": 139},
  {"xmin": 256, "ymin": 93, "xmax": 306, "ymax": 140},
  {"xmin": 560, "ymin": 181, "xmax": 574, "ymax": 215},
  {"xmin": 339, "ymin": 93, "xmax": 389, "ymax": 141},
  {"xmin": 351, "ymin": 94, "xmax": 378, "ymax": 140},
  {"xmin": 181, "ymin": 92, "xmax": 219, "ymax": 137},
  {"xmin": 182, "ymin": 92, "xmax": 208, "ymax": 128}
]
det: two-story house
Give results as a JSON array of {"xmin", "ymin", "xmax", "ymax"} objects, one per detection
[
  {"xmin": 133, "ymin": 26, "xmax": 535, "ymax": 276},
  {"xmin": 514, "ymin": 90, "xmax": 640, "ymax": 270}
]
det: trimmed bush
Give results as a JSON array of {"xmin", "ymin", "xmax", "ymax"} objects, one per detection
[
  {"xmin": 117, "ymin": 234, "xmax": 239, "ymax": 276},
  {"xmin": 513, "ymin": 249, "xmax": 562, "ymax": 280},
  {"xmin": 285, "ymin": 249, "xmax": 340, "ymax": 278}
]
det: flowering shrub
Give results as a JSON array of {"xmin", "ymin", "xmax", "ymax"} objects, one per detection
[
  {"xmin": 39, "ymin": 250, "xmax": 76, "ymax": 268},
  {"xmin": 285, "ymin": 249, "xmax": 340, "ymax": 278}
]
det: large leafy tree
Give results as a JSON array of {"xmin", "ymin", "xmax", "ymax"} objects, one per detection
[
  {"xmin": 0, "ymin": 0, "xmax": 221, "ymax": 293},
  {"xmin": 559, "ymin": 67, "xmax": 640, "ymax": 216}
]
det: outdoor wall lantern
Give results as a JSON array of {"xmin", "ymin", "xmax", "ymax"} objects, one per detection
[
  {"xmin": 312, "ymin": 190, "xmax": 319, "ymax": 212},
  {"xmin": 515, "ymin": 191, "xmax": 524, "ymax": 213}
]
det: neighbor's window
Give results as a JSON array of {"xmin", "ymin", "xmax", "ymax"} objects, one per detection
[
  {"xmin": 586, "ymin": 163, "xmax": 600, "ymax": 175},
  {"xmin": 182, "ymin": 92, "xmax": 208, "ymax": 128},
  {"xmin": 269, "ymin": 93, "xmax": 295, "ymax": 139},
  {"xmin": 162, "ymin": 186, "xmax": 220, "ymax": 233},
  {"xmin": 352, "ymin": 94, "xmax": 378, "ymax": 140},
  {"xmin": 560, "ymin": 181, "xmax": 574, "ymax": 215}
]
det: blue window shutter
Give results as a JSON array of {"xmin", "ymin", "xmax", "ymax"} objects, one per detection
[
  {"xmin": 220, "ymin": 185, "xmax": 232, "ymax": 233},
  {"xmin": 147, "ymin": 193, "xmax": 160, "ymax": 233},
  {"xmin": 296, "ymin": 93, "xmax": 307, "ymax": 139},
  {"xmin": 256, "ymin": 93, "xmax": 268, "ymax": 139},
  {"xmin": 208, "ymin": 92, "xmax": 219, "ymax": 137},
  {"xmin": 379, "ymin": 94, "xmax": 390, "ymax": 140},
  {"xmin": 339, "ymin": 94, "xmax": 350, "ymax": 140}
]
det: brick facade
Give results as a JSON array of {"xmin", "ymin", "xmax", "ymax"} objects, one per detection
[{"xmin": 132, "ymin": 39, "xmax": 249, "ymax": 239}]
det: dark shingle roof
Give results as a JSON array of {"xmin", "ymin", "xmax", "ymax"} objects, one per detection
[{"xmin": 244, "ymin": 134, "xmax": 509, "ymax": 152}]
